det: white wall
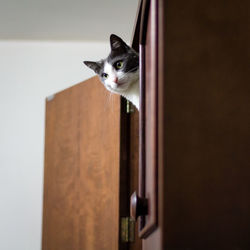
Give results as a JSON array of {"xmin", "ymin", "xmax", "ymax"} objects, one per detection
[{"xmin": 0, "ymin": 40, "xmax": 109, "ymax": 250}]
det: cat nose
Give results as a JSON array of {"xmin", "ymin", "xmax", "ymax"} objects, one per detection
[{"xmin": 114, "ymin": 77, "xmax": 118, "ymax": 84}]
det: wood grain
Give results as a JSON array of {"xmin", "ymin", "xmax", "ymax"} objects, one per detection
[
  {"xmin": 144, "ymin": 0, "xmax": 158, "ymax": 237},
  {"xmin": 134, "ymin": 0, "xmax": 250, "ymax": 249},
  {"xmin": 42, "ymin": 76, "xmax": 121, "ymax": 250},
  {"xmin": 162, "ymin": 0, "xmax": 250, "ymax": 248}
]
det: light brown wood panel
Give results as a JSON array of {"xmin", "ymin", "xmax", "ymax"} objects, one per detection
[{"xmin": 42, "ymin": 76, "xmax": 121, "ymax": 250}]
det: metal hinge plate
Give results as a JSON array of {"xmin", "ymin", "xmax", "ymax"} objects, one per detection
[
  {"xmin": 121, "ymin": 217, "xmax": 135, "ymax": 242},
  {"xmin": 126, "ymin": 100, "xmax": 135, "ymax": 113}
]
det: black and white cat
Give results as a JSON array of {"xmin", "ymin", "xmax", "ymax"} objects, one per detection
[{"xmin": 84, "ymin": 34, "xmax": 140, "ymax": 110}]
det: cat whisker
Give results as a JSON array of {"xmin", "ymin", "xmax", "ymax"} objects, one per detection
[
  {"xmin": 103, "ymin": 90, "xmax": 111, "ymax": 111},
  {"xmin": 83, "ymin": 34, "xmax": 139, "ymax": 110},
  {"xmin": 112, "ymin": 94, "xmax": 115, "ymax": 114},
  {"xmin": 108, "ymin": 92, "xmax": 112, "ymax": 107}
]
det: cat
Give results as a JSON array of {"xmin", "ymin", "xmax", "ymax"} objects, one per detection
[{"xmin": 84, "ymin": 34, "xmax": 140, "ymax": 110}]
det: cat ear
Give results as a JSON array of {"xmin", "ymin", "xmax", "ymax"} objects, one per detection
[
  {"xmin": 110, "ymin": 34, "xmax": 128, "ymax": 52},
  {"xmin": 83, "ymin": 61, "xmax": 101, "ymax": 74}
]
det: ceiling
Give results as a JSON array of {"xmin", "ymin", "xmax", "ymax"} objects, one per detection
[{"xmin": 0, "ymin": 0, "xmax": 139, "ymax": 42}]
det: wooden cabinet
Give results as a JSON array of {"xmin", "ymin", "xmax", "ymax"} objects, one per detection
[
  {"xmin": 42, "ymin": 77, "xmax": 123, "ymax": 250},
  {"xmin": 130, "ymin": 0, "xmax": 250, "ymax": 249},
  {"xmin": 43, "ymin": 0, "xmax": 250, "ymax": 249}
]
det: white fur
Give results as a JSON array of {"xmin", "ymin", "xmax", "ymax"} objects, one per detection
[
  {"xmin": 103, "ymin": 61, "xmax": 140, "ymax": 109},
  {"xmin": 120, "ymin": 80, "xmax": 139, "ymax": 109},
  {"xmin": 104, "ymin": 62, "xmax": 117, "ymax": 89}
]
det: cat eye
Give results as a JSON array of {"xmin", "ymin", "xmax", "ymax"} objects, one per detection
[
  {"xmin": 115, "ymin": 61, "xmax": 124, "ymax": 69},
  {"xmin": 102, "ymin": 73, "xmax": 109, "ymax": 79}
]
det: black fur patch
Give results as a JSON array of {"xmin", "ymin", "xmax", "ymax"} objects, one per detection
[
  {"xmin": 83, "ymin": 60, "xmax": 104, "ymax": 74},
  {"xmin": 108, "ymin": 35, "xmax": 139, "ymax": 73},
  {"xmin": 84, "ymin": 34, "xmax": 139, "ymax": 77}
]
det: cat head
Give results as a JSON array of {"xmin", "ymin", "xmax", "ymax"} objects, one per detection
[{"xmin": 84, "ymin": 34, "xmax": 139, "ymax": 94}]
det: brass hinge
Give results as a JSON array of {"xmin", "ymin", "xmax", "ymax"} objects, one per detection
[
  {"xmin": 126, "ymin": 100, "xmax": 135, "ymax": 114},
  {"xmin": 121, "ymin": 217, "xmax": 135, "ymax": 242}
]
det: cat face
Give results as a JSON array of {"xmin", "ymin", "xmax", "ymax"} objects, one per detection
[{"xmin": 84, "ymin": 34, "xmax": 139, "ymax": 94}]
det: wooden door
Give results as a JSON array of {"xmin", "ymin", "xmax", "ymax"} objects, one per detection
[
  {"xmin": 131, "ymin": 0, "xmax": 250, "ymax": 249},
  {"xmin": 162, "ymin": 0, "xmax": 250, "ymax": 248},
  {"xmin": 42, "ymin": 77, "xmax": 123, "ymax": 250}
]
